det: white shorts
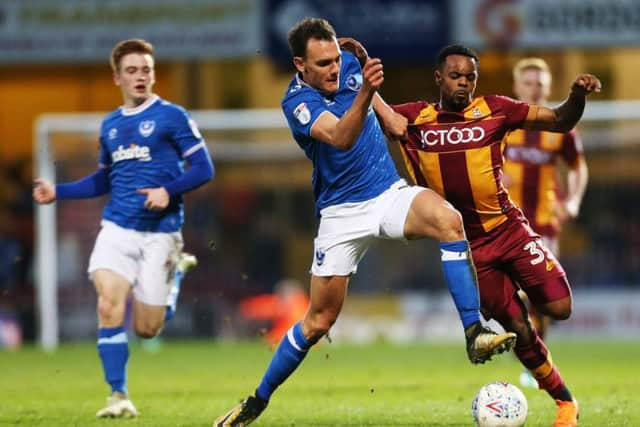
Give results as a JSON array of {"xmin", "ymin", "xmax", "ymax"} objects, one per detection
[
  {"xmin": 88, "ymin": 220, "xmax": 184, "ymax": 306},
  {"xmin": 311, "ymin": 179, "xmax": 425, "ymax": 276}
]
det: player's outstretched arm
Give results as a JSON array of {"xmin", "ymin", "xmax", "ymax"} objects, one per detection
[
  {"xmin": 33, "ymin": 168, "xmax": 111, "ymax": 204},
  {"xmin": 33, "ymin": 178, "xmax": 56, "ymax": 204},
  {"xmin": 524, "ymin": 73, "xmax": 601, "ymax": 132}
]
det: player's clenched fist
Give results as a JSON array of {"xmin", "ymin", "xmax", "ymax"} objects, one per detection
[
  {"xmin": 362, "ymin": 57, "xmax": 384, "ymax": 91},
  {"xmin": 33, "ymin": 178, "xmax": 56, "ymax": 204},
  {"xmin": 571, "ymin": 74, "xmax": 601, "ymax": 96}
]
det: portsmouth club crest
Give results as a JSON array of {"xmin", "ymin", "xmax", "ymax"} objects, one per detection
[
  {"xmin": 138, "ymin": 120, "xmax": 155, "ymax": 137},
  {"xmin": 346, "ymin": 73, "xmax": 363, "ymax": 91}
]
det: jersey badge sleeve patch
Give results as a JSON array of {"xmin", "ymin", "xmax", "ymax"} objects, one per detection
[
  {"xmin": 346, "ymin": 73, "xmax": 363, "ymax": 91},
  {"xmin": 293, "ymin": 102, "xmax": 311, "ymax": 125}
]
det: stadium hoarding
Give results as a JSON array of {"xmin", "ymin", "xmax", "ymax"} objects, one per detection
[
  {"xmin": 0, "ymin": 0, "xmax": 262, "ymax": 64},
  {"xmin": 451, "ymin": 0, "xmax": 640, "ymax": 49},
  {"xmin": 265, "ymin": 0, "xmax": 449, "ymax": 63},
  {"xmin": 330, "ymin": 289, "xmax": 640, "ymax": 343}
]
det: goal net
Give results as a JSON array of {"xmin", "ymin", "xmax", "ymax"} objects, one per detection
[{"xmin": 34, "ymin": 102, "xmax": 640, "ymax": 350}]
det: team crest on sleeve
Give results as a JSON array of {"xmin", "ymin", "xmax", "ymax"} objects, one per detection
[
  {"xmin": 188, "ymin": 119, "xmax": 203, "ymax": 139},
  {"xmin": 293, "ymin": 102, "xmax": 311, "ymax": 125},
  {"xmin": 138, "ymin": 120, "xmax": 155, "ymax": 137},
  {"xmin": 346, "ymin": 74, "xmax": 363, "ymax": 91}
]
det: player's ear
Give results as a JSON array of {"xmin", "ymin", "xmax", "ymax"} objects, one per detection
[
  {"xmin": 113, "ymin": 72, "xmax": 121, "ymax": 87},
  {"xmin": 434, "ymin": 69, "xmax": 442, "ymax": 86},
  {"xmin": 293, "ymin": 56, "xmax": 305, "ymax": 73}
]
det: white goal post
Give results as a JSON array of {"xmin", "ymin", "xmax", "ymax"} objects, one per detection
[
  {"xmin": 34, "ymin": 109, "xmax": 302, "ymax": 351},
  {"xmin": 33, "ymin": 101, "xmax": 640, "ymax": 350}
]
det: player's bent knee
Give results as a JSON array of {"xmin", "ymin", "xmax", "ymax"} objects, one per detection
[
  {"xmin": 305, "ymin": 312, "xmax": 338, "ymax": 341},
  {"xmin": 133, "ymin": 320, "xmax": 164, "ymax": 338},
  {"xmin": 541, "ymin": 297, "xmax": 572, "ymax": 321},
  {"xmin": 439, "ymin": 207, "xmax": 465, "ymax": 241},
  {"xmin": 134, "ymin": 326, "xmax": 162, "ymax": 339},
  {"xmin": 97, "ymin": 297, "xmax": 125, "ymax": 324},
  {"xmin": 549, "ymin": 304, "xmax": 572, "ymax": 321}
]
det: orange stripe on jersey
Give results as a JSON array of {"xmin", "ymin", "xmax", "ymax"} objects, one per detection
[
  {"xmin": 439, "ymin": 151, "xmax": 482, "ymax": 232},
  {"xmin": 419, "ymin": 151, "xmax": 445, "ymax": 200},
  {"xmin": 462, "ymin": 144, "xmax": 506, "ymax": 232},
  {"xmin": 412, "ymin": 104, "xmax": 438, "ymax": 126}
]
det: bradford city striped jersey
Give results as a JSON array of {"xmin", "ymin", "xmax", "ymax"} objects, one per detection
[
  {"xmin": 503, "ymin": 128, "xmax": 583, "ymax": 237},
  {"xmin": 392, "ymin": 95, "xmax": 530, "ymax": 240}
]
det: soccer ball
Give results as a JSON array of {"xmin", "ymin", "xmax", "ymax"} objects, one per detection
[{"xmin": 471, "ymin": 381, "xmax": 528, "ymax": 427}]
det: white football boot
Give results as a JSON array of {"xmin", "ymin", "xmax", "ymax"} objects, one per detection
[{"xmin": 96, "ymin": 392, "xmax": 138, "ymax": 418}]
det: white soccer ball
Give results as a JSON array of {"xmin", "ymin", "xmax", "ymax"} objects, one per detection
[{"xmin": 471, "ymin": 381, "xmax": 528, "ymax": 427}]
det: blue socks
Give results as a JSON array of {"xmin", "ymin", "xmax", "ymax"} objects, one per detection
[
  {"xmin": 165, "ymin": 269, "xmax": 184, "ymax": 321},
  {"xmin": 97, "ymin": 326, "xmax": 129, "ymax": 394},
  {"xmin": 439, "ymin": 240, "xmax": 481, "ymax": 329},
  {"xmin": 256, "ymin": 322, "xmax": 311, "ymax": 401}
]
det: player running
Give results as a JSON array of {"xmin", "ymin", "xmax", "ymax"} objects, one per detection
[
  {"xmin": 33, "ymin": 39, "xmax": 214, "ymax": 418},
  {"xmin": 374, "ymin": 44, "xmax": 599, "ymax": 427}
]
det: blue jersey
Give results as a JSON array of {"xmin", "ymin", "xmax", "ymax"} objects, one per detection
[
  {"xmin": 98, "ymin": 95, "xmax": 206, "ymax": 232},
  {"xmin": 281, "ymin": 51, "xmax": 399, "ymax": 216}
]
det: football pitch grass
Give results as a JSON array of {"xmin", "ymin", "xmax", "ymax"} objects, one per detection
[{"xmin": 1, "ymin": 339, "xmax": 639, "ymax": 426}]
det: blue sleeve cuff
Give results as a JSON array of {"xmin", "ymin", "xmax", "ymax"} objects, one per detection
[{"xmin": 164, "ymin": 148, "xmax": 214, "ymax": 197}]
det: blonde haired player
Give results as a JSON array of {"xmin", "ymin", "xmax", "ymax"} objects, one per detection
[
  {"xmin": 33, "ymin": 39, "xmax": 213, "ymax": 418},
  {"xmin": 503, "ymin": 58, "xmax": 589, "ymax": 389}
]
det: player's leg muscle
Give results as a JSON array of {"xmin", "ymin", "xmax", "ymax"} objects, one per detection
[
  {"xmin": 525, "ymin": 276, "xmax": 572, "ymax": 320},
  {"xmin": 301, "ymin": 275, "xmax": 349, "ymax": 343},
  {"xmin": 94, "ymin": 269, "xmax": 131, "ymax": 327},
  {"xmin": 132, "ymin": 302, "xmax": 167, "ymax": 338},
  {"xmin": 494, "ymin": 291, "xmax": 537, "ymax": 345},
  {"xmin": 403, "ymin": 189, "xmax": 465, "ymax": 241}
]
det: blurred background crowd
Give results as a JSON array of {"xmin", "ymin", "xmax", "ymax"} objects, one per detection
[{"xmin": 1, "ymin": 0, "xmax": 639, "ymax": 349}]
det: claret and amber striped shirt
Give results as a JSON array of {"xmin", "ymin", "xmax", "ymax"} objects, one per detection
[
  {"xmin": 502, "ymin": 128, "xmax": 583, "ymax": 237},
  {"xmin": 392, "ymin": 95, "xmax": 530, "ymax": 240}
]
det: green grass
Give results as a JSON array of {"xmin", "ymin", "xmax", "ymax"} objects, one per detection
[{"xmin": 1, "ymin": 339, "xmax": 639, "ymax": 426}]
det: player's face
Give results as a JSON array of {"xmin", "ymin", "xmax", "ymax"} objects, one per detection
[
  {"xmin": 294, "ymin": 37, "xmax": 341, "ymax": 95},
  {"xmin": 514, "ymin": 68, "xmax": 551, "ymax": 105},
  {"xmin": 114, "ymin": 53, "xmax": 156, "ymax": 107},
  {"xmin": 435, "ymin": 54, "xmax": 478, "ymax": 111}
]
